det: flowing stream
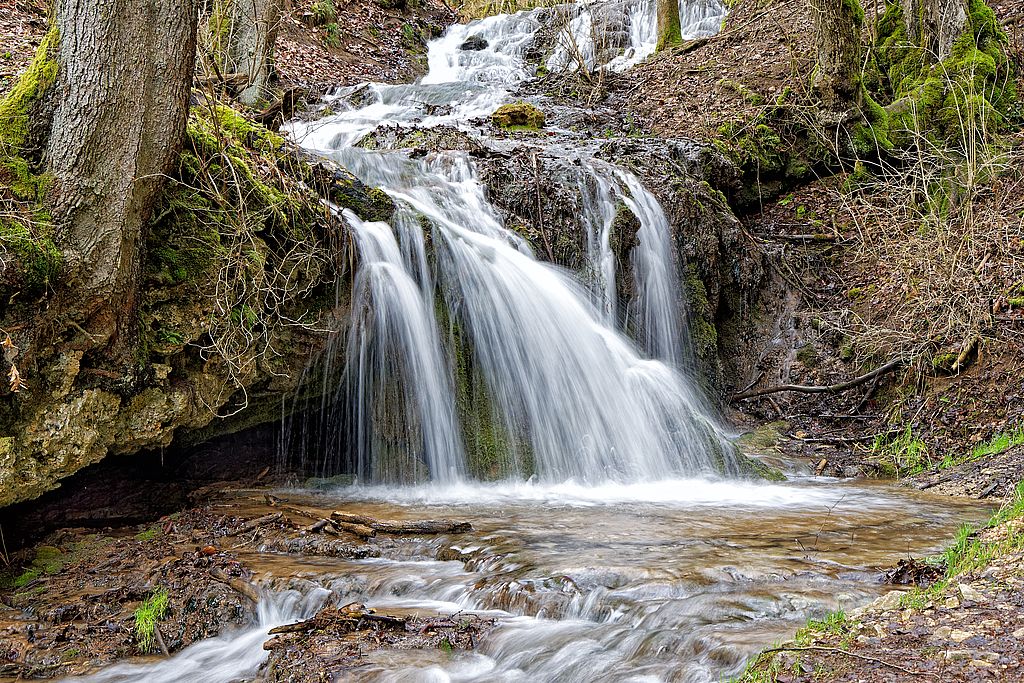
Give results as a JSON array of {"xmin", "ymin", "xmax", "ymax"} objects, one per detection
[{"xmin": 73, "ymin": 1, "xmax": 993, "ymax": 681}]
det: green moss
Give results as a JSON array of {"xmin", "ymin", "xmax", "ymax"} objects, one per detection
[
  {"xmin": 0, "ymin": 218, "xmax": 62, "ymax": 293},
  {"xmin": 438, "ymin": 296, "xmax": 532, "ymax": 479},
  {"xmin": 872, "ymin": 0, "xmax": 1016, "ymax": 147},
  {"xmin": 0, "ymin": 27, "xmax": 59, "ymax": 158},
  {"xmin": 134, "ymin": 588, "xmax": 170, "ymax": 653},
  {"xmin": 684, "ymin": 265, "xmax": 718, "ymax": 366},
  {"xmin": 491, "ymin": 102, "xmax": 545, "ymax": 129}
]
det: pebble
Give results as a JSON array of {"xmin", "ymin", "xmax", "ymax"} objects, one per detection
[
  {"xmin": 959, "ymin": 583, "xmax": 987, "ymax": 603},
  {"xmin": 945, "ymin": 596, "xmax": 960, "ymax": 609},
  {"xmin": 873, "ymin": 591, "xmax": 903, "ymax": 611},
  {"xmin": 1013, "ymin": 627, "xmax": 1024, "ymax": 638},
  {"xmin": 979, "ymin": 619, "xmax": 1001, "ymax": 630},
  {"xmin": 933, "ymin": 626, "xmax": 953, "ymax": 640},
  {"xmin": 970, "ymin": 659, "xmax": 994, "ymax": 668},
  {"xmin": 950, "ymin": 629, "xmax": 975, "ymax": 643}
]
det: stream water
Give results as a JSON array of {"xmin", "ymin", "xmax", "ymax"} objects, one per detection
[{"xmin": 70, "ymin": 1, "xmax": 994, "ymax": 681}]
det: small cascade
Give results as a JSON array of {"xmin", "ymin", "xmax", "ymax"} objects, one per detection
[
  {"xmin": 68, "ymin": 589, "xmax": 327, "ymax": 683},
  {"xmin": 616, "ymin": 169, "xmax": 687, "ymax": 366}
]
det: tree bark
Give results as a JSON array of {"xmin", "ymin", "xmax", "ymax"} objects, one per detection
[
  {"xmin": 44, "ymin": 0, "xmax": 198, "ymax": 356},
  {"xmin": 900, "ymin": 0, "xmax": 967, "ymax": 63},
  {"xmin": 214, "ymin": 0, "xmax": 283, "ymax": 105},
  {"xmin": 812, "ymin": 0, "xmax": 865, "ymax": 114},
  {"xmin": 657, "ymin": 0, "xmax": 683, "ymax": 51}
]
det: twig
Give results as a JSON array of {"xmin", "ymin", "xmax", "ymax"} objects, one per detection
[
  {"xmin": 759, "ymin": 645, "xmax": 935, "ymax": 676},
  {"xmin": 732, "ymin": 359, "xmax": 902, "ymax": 401}
]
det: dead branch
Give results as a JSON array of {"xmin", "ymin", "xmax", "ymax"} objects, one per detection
[
  {"xmin": 331, "ymin": 512, "xmax": 472, "ymax": 535},
  {"xmin": 229, "ymin": 512, "xmax": 282, "ymax": 536},
  {"xmin": 731, "ymin": 359, "xmax": 902, "ymax": 401},
  {"xmin": 759, "ymin": 645, "xmax": 936, "ymax": 677}
]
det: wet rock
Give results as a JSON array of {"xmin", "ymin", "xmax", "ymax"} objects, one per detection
[{"xmin": 459, "ymin": 35, "xmax": 488, "ymax": 51}]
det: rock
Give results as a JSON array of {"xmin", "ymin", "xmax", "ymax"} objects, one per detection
[
  {"xmin": 969, "ymin": 659, "xmax": 993, "ymax": 668},
  {"xmin": 1013, "ymin": 627, "xmax": 1024, "ymax": 638},
  {"xmin": 944, "ymin": 596, "xmax": 959, "ymax": 609},
  {"xmin": 491, "ymin": 101, "xmax": 545, "ymax": 129},
  {"xmin": 459, "ymin": 35, "xmax": 488, "ymax": 51},
  {"xmin": 949, "ymin": 629, "xmax": 975, "ymax": 643},
  {"xmin": 932, "ymin": 626, "xmax": 952, "ymax": 640},
  {"xmin": 958, "ymin": 583, "xmax": 987, "ymax": 603},
  {"xmin": 979, "ymin": 619, "xmax": 1001, "ymax": 630},
  {"xmin": 871, "ymin": 590, "xmax": 903, "ymax": 612}
]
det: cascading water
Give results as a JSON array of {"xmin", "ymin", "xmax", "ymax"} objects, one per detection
[{"xmin": 287, "ymin": 0, "xmax": 739, "ymax": 485}]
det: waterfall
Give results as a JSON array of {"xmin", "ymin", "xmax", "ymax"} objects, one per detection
[{"xmin": 288, "ymin": 0, "xmax": 739, "ymax": 484}]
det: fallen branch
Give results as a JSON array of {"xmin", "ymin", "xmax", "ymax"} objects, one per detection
[
  {"xmin": 330, "ymin": 519, "xmax": 376, "ymax": 539},
  {"xmin": 209, "ymin": 567, "xmax": 261, "ymax": 603},
  {"xmin": 731, "ymin": 359, "xmax": 902, "ymax": 401},
  {"xmin": 229, "ymin": 512, "xmax": 282, "ymax": 536},
  {"xmin": 759, "ymin": 645, "xmax": 936, "ymax": 677},
  {"xmin": 331, "ymin": 512, "xmax": 472, "ymax": 535}
]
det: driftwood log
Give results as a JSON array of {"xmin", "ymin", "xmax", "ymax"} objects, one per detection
[{"xmin": 331, "ymin": 512, "xmax": 472, "ymax": 535}]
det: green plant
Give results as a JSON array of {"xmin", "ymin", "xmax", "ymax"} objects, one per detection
[
  {"xmin": 311, "ymin": 0, "xmax": 336, "ymax": 24},
  {"xmin": 134, "ymin": 588, "xmax": 170, "ymax": 652},
  {"xmin": 323, "ymin": 23, "xmax": 341, "ymax": 48},
  {"xmin": 871, "ymin": 426, "xmax": 930, "ymax": 476}
]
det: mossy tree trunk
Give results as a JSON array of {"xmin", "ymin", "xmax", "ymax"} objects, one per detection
[
  {"xmin": 900, "ymin": 0, "xmax": 967, "ymax": 63},
  {"xmin": 811, "ymin": 0, "xmax": 865, "ymax": 115},
  {"xmin": 657, "ymin": 0, "xmax": 683, "ymax": 51},
  {"xmin": 210, "ymin": 0, "xmax": 283, "ymax": 106},
  {"xmin": 31, "ymin": 0, "xmax": 199, "ymax": 361}
]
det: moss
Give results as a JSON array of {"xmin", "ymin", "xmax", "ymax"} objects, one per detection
[
  {"xmin": 491, "ymin": 102, "xmax": 545, "ymax": 129},
  {"xmin": 872, "ymin": 0, "xmax": 1017, "ymax": 147},
  {"xmin": 0, "ymin": 26, "xmax": 59, "ymax": 159},
  {"xmin": 684, "ymin": 265, "xmax": 718, "ymax": 367},
  {"xmin": 0, "ymin": 218, "xmax": 62, "ymax": 293},
  {"xmin": 438, "ymin": 296, "xmax": 532, "ymax": 479}
]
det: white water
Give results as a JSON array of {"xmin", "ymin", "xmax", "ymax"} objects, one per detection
[
  {"xmin": 66, "ymin": 588, "xmax": 329, "ymax": 683},
  {"xmin": 289, "ymin": 0, "xmax": 738, "ymax": 484}
]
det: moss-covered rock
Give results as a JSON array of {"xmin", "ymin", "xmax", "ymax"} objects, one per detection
[{"xmin": 491, "ymin": 102, "xmax": 545, "ymax": 129}]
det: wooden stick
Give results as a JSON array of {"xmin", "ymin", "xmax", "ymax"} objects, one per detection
[
  {"xmin": 229, "ymin": 512, "xmax": 282, "ymax": 536},
  {"xmin": 759, "ymin": 645, "xmax": 936, "ymax": 677},
  {"xmin": 731, "ymin": 359, "xmax": 902, "ymax": 401},
  {"xmin": 331, "ymin": 512, "xmax": 471, "ymax": 535}
]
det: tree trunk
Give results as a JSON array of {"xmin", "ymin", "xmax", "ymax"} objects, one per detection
[
  {"xmin": 43, "ymin": 0, "xmax": 198, "ymax": 356},
  {"xmin": 214, "ymin": 0, "xmax": 283, "ymax": 106},
  {"xmin": 657, "ymin": 0, "xmax": 683, "ymax": 51},
  {"xmin": 811, "ymin": 0, "xmax": 865, "ymax": 114},
  {"xmin": 900, "ymin": 0, "xmax": 967, "ymax": 62}
]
